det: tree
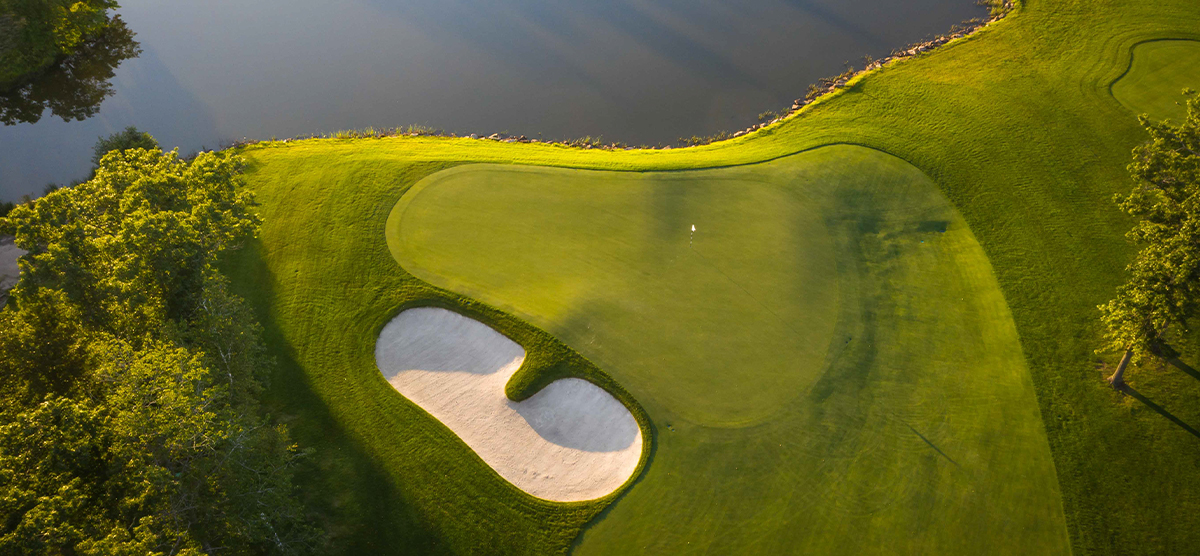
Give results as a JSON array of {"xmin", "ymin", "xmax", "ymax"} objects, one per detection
[
  {"xmin": 0, "ymin": 147, "xmax": 322, "ymax": 554},
  {"xmin": 5, "ymin": 147, "xmax": 260, "ymax": 332},
  {"xmin": 92, "ymin": 126, "xmax": 158, "ymax": 169},
  {"xmin": 1099, "ymin": 89, "xmax": 1200, "ymax": 387},
  {"xmin": 0, "ymin": 396, "xmax": 113, "ymax": 554},
  {"xmin": 0, "ymin": 288, "xmax": 89, "ymax": 405},
  {"xmin": 0, "ymin": 339, "xmax": 320, "ymax": 554}
]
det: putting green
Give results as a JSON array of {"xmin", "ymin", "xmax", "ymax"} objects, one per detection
[
  {"xmin": 391, "ymin": 162, "xmax": 839, "ymax": 427},
  {"xmin": 1112, "ymin": 40, "xmax": 1200, "ymax": 121},
  {"xmin": 387, "ymin": 145, "xmax": 1070, "ymax": 553}
]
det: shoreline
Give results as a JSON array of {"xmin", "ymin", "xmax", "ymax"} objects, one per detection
[{"xmin": 222, "ymin": 2, "xmax": 1015, "ymax": 153}]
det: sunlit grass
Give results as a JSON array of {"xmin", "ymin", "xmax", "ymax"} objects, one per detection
[{"xmin": 229, "ymin": 0, "xmax": 1200, "ymax": 553}]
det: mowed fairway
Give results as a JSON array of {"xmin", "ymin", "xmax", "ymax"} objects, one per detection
[
  {"xmin": 1112, "ymin": 40, "xmax": 1200, "ymax": 121},
  {"xmin": 388, "ymin": 146, "xmax": 1069, "ymax": 553}
]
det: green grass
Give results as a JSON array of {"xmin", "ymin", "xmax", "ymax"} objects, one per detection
[
  {"xmin": 389, "ymin": 162, "xmax": 840, "ymax": 427},
  {"xmin": 1112, "ymin": 40, "xmax": 1200, "ymax": 121},
  {"xmin": 224, "ymin": 160, "xmax": 642, "ymax": 555},
  {"xmin": 389, "ymin": 146, "xmax": 1068, "ymax": 553},
  {"xmin": 228, "ymin": 0, "xmax": 1200, "ymax": 553}
]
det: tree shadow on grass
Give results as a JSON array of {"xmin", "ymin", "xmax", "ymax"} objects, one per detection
[
  {"xmin": 1166, "ymin": 357, "xmax": 1200, "ymax": 382},
  {"xmin": 1122, "ymin": 385, "xmax": 1200, "ymax": 441},
  {"xmin": 223, "ymin": 238, "xmax": 447, "ymax": 555},
  {"xmin": 1149, "ymin": 342, "xmax": 1200, "ymax": 383},
  {"xmin": 898, "ymin": 417, "xmax": 959, "ymax": 467}
]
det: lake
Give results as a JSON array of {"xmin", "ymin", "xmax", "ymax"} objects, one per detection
[{"xmin": 0, "ymin": 0, "xmax": 985, "ymax": 201}]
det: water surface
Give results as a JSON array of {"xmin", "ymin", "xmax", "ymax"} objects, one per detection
[{"xmin": 0, "ymin": 0, "xmax": 985, "ymax": 200}]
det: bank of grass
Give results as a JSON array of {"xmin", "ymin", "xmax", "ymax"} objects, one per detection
[{"xmin": 229, "ymin": 0, "xmax": 1200, "ymax": 553}]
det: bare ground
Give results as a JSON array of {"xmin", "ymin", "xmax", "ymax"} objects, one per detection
[{"xmin": 0, "ymin": 236, "xmax": 24, "ymax": 304}]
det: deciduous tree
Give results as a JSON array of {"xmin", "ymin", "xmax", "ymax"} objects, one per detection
[
  {"xmin": 1099, "ymin": 90, "xmax": 1200, "ymax": 387},
  {"xmin": 92, "ymin": 126, "xmax": 158, "ymax": 169},
  {"xmin": 0, "ymin": 147, "xmax": 321, "ymax": 554}
]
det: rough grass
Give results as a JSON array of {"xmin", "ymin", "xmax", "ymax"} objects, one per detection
[
  {"xmin": 1111, "ymin": 40, "xmax": 1200, "ymax": 121},
  {"xmin": 228, "ymin": 0, "xmax": 1200, "ymax": 553},
  {"xmin": 389, "ymin": 147, "xmax": 1068, "ymax": 553}
]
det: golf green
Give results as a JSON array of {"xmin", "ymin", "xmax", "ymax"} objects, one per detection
[
  {"xmin": 1112, "ymin": 40, "xmax": 1200, "ymax": 121},
  {"xmin": 390, "ymin": 162, "xmax": 839, "ymax": 427},
  {"xmin": 387, "ymin": 145, "xmax": 1069, "ymax": 553}
]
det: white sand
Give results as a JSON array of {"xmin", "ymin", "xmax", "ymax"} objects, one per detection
[
  {"xmin": 375, "ymin": 307, "xmax": 642, "ymax": 502},
  {"xmin": 0, "ymin": 236, "xmax": 24, "ymax": 299}
]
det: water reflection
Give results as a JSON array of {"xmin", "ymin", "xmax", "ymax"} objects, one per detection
[
  {"xmin": 0, "ymin": 47, "xmax": 219, "ymax": 199},
  {"xmin": 0, "ymin": 17, "xmax": 140, "ymax": 126},
  {"xmin": 0, "ymin": 0, "xmax": 985, "ymax": 200}
]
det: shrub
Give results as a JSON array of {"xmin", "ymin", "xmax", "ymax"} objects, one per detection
[{"xmin": 91, "ymin": 125, "xmax": 159, "ymax": 168}]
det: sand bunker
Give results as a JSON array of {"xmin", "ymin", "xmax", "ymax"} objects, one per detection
[{"xmin": 374, "ymin": 307, "xmax": 643, "ymax": 502}]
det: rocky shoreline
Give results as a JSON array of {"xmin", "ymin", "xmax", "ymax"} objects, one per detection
[{"xmin": 734, "ymin": 2, "xmax": 1014, "ymax": 141}]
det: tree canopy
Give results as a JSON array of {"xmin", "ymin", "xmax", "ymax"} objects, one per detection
[
  {"xmin": 0, "ymin": 147, "xmax": 322, "ymax": 554},
  {"xmin": 92, "ymin": 126, "xmax": 159, "ymax": 168},
  {"xmin": 1099, "ymin": 90, "xmax": 1200, "ymax": 384}
]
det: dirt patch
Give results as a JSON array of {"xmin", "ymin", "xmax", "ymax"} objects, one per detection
[
  {"xmin": 374, "ymin": 307, "xmax": 642, "ymax": 502},
  {"xmin": 0, "ymin": 236, "xmax": 24, "ymax": 304}
]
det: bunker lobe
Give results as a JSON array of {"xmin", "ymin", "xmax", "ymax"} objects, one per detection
[{"xmin": 374, "ymin": 307, "xmax": 643, "ymax": 502}]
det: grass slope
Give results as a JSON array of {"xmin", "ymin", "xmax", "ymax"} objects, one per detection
[
  {"xmin": 229, "ymin": 0, "xmax": 1200, "ymax": 553},
  {"xmin": 388, "ymin": 147, "xmax": 1068, "ymax": 554},
  {"xmin": 1112, "ymin": 40, "xmax": 1200, "ymax": 121}
]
